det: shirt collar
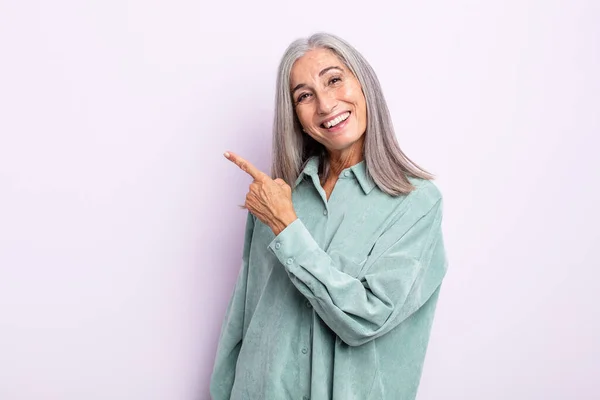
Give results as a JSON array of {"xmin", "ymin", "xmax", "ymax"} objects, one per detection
[
  {"xmin": 294, "ymin": 156, "xmax": 320, "ymax": 188},
  {"xmin": 349, "ymin": 159, "xmax": 377, "ymax": 195},
  {"xmin": 294, "ymin": 156, "xmax": 377, "ymax": 195}
]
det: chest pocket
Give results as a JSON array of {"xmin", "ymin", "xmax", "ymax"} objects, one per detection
[{"xmin": 325, "ymin": 205, "xmax": 380, "ymax": 279}]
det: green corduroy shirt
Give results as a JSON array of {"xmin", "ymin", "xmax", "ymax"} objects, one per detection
[{"xmin": 210, "ymin": 155, "xmax": 448, "ymax": 400}]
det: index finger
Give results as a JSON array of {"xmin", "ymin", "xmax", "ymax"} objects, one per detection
[{"xmin": 224, "ymin": 151, "xmax": 269, "ymax": 181}]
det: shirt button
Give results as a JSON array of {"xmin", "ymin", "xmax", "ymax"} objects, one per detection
[
  {"xmin": 302, "ymin": 348, "xmax": 308, "ymax": 354},
  {"xmin": 323, "ymin": 209, "xmax": 328, "ymax": 216},
  {"xmin": 275, "ymin": 242, "xmax": 281, "ymax": 249},
  {"xmin": 305, "ymin": 300, "xmax": 312, "ymax": 308},
  {"xmin": 286, "ymin": 258, "xmax": 293, "ymax": 265},
  {"xmin": 344, "ymin": 170, "xmax": 351, "ymax": 177},
  {"xmin": 303, "ymin": 396, "xmax": 310, "ymax": 400}
]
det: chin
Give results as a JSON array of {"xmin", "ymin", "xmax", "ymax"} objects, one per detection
[
  {"xmin": 334, "ymin": 131, "xmax": 364, "ymax": 145},
  {"xmin": 310, "ymin": 128, "xmax": 364, "ymax": 151},
  {"xmin": 326, "ymin": 136, "xmax": 362, "ymax": 150}
]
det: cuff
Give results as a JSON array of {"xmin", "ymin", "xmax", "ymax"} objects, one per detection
[{"xmin": 267, "ymin": 218, "xmax": 320, "ymax": 270}]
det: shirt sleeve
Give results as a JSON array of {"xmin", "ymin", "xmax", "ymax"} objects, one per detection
[
  {"xmin": 210, "ymin": 212, "xmax": 255, "ymax": 399},
  {"xmin": 267, "ymin": 192, "xmax": 448, "ymax": 347}
]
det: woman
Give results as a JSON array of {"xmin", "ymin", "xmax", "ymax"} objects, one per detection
[{"xmin": 210, "ymin": 32, "xmax": 448, "ymax": 400}]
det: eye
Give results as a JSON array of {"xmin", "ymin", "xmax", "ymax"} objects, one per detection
[
  {"xmin": 296, "ymin": 93, "xmax": 311, "ymax": 103},
  {"xmin": 329, "ymin": 76, "xmax": 342, "ymax": 85}
]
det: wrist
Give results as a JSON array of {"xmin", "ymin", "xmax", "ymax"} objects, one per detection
[{"xmin": 271, "ymin": 211, "xmax": 297, "ymax": 236}]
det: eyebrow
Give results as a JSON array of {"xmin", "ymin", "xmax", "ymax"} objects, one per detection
[{"xmin": 291, "ymin": 66, "xmax": 344, "ymax": 95}]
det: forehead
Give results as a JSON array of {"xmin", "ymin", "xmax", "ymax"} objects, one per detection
[{"xmin": 290, "ymin": 48, "xmax": 345, "ymax": 82}]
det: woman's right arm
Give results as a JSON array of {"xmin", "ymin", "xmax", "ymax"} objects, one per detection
[{"xmin": 209, "ymin": 212, "xmax": 255, "ymax": 400}]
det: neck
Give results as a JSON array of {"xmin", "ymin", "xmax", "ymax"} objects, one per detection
[{"xmin": 325, "ymin": 137, "xmax": 365, "ymax": 178}]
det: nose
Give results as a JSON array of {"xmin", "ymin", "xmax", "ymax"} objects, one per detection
[{"xmin": 316, "ymin": 91, "xmax": 337, "ymax": 115}]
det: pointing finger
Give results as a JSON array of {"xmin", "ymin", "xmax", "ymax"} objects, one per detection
[{"xmin": 224, "ymin": 151, "xmax": 268, "ymax": 181}]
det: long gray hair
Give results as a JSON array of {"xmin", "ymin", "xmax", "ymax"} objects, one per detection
[{"xmin": 271, "ymin": 32, "xmax": 434, "ymax": 195}]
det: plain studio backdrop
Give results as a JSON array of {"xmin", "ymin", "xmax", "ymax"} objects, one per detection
[{"xmin": 1, "ymin": 0, "xmax": 598, "ymax": 399}]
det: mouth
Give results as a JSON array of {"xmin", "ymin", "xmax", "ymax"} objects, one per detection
[{"xmin": 320, "ymin": 111, "xmax": 351, "ymax": 131}]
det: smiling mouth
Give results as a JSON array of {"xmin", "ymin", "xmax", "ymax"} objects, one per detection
[{"xmin": 321, "ymin": 111, "xmax": 351, "ymax": 129}]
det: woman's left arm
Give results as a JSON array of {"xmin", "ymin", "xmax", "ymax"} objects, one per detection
[{"xmin": 268, "ymin": 195, "xmax": 447, "ymax": 347}]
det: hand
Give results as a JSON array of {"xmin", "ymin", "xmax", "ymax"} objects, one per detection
[{"xmin": 224, "ymin": 151, "xmax": 298, "ymax": 236}]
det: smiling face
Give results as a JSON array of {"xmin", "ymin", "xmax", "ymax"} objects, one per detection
[{"xmin": 290, "ymin": 48, "xmax": 367, "ymax": 155}]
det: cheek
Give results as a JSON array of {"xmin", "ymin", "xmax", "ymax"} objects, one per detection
[
  {"xmin": 295, "ymin": 109, "xmax": 310, "ymax": 126},
  {"xmin": 350, "ymin": 88, "xmax": 367, "ymax": 130},
  {"xmin": 358, "ymin": 96, "xmax": 367, "ymax": 117},
  {"xmin": 342, "ymin": 84, "xmax": 365, "ymax": 108},
  {"xmin": 296, "ymin": 107, "xmax": 318, "ymax": 128},
  {"xmin": 351, "ymin": 88, "xmax": 367, "ymax": 115}
]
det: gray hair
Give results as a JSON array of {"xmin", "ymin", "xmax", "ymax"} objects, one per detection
[{"xmin": 271, "ymin": 32, "xmax": 434, "ymax": 196}]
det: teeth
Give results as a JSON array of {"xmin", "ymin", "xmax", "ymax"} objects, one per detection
[{"xmin": 324, "ymin": 112, "xmax": 350, "ymax": 128}]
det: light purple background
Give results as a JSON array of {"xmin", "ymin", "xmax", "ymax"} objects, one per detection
[{"xmin": 1, "ymin": 1, "xmax": 598, "ymax": 399}]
